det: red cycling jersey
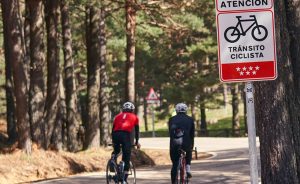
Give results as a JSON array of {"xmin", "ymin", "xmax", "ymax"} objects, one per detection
[{"xmin": 113, "ymin": 112, "xmax": 139, "ymax": 132}]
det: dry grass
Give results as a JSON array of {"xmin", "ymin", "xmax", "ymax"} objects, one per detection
[
  {"xmin": 0, "ymin": 147, "xmax": 211, "ymax": 184},
  {"xmin": 0, "ymin": 143, "xmax": 173, "ymax": 183},
  {"xmin": 0, "ymin": 147, "xmax": 113, "ymax": 183},
  {"xmin": 0, "ymin": 119, "xmax": 211, "ymax": 184}
]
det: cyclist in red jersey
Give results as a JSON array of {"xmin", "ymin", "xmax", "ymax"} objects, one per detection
[{"xmin": 112, "ymin": 102, "xmax": 140, "ymax": 183}]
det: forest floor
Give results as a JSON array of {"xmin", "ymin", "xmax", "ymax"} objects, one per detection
[{"xmin": 0, "ymin": 120, "xmax": 209, "ymax": 184}]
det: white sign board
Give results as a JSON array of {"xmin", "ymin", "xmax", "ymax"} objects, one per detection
[{"xmin": 216, "ymin": 0, "xmax": 277, "ymax": 82}]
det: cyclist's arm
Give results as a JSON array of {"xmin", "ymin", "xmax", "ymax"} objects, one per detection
[{"xmin": 135, "ymin": 124, "xmax": 139, "ymax": 145}]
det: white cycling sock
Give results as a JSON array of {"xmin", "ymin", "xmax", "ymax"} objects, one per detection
[{"xmin": 186, "ymin": 164, "xmax": 191, "ymax": 172}]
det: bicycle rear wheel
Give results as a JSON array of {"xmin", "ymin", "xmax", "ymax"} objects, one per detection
[
  {"xmin": 126, "ymin": 161, "xmax": 136, "ymax": 184},
  {"xmin": 224, "ymin": 26, "xmax": 240, "ymax": 43},
  {"xmin": 106, "ymin": 160, "xmax": 118, "ymax": 184}
]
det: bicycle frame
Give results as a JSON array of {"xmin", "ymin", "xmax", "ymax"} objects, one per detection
[
  {"xmin": 234, "ymin": 16, "xmax": 258, "ymax": 35},
  {"xmin": 177, "ymin": 149, "xmax": 188, "ymax": 184}
]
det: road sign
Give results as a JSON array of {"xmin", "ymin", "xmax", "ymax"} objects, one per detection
[
  {"xmin": 146, "ymin": 87, "xmax": 159, "ymax": 104},
  {"xmin": 216, "ymin": 0, "xmax": 277, "ymax": 82},
  {"xmin": 216, "ymin": 0, "xmax": 273, "ymax": 12}
]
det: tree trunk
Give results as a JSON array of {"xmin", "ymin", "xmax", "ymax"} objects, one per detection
[
  {"xmin": 191, "ymin": 103, "xmax": 197, "ymax": 136},
  {"xmin": 285, "ymin": 0, "xmax": 300, "ymax": 179},
  {"xmin": 125, "ymin": 0, "xmax": 136, "ymax": 102},
  {"xmin": 254, "ymin": 0, "xmax": 299, "ymax": 183},
  {"xmin": 99, "ymin": 7, "xmax": 110, "ymax": 146},
  {"xmin": 223, "ymin": 83, "xmax": 228, "ymax": 108},
  {"xmin": 1, "ymin": 0, "xmax": 17, "ymax": 143},
  {"xmin": 85, "ymin": 6, "xmax": 101, "ymax": 149},
  {"xmin": 24, "ymin": 0, "xmax": 30, "ymax": 89},
  {"xmin": 56, "ymin": 73, "xmax": 66, "ymax": 150},
  {"xmin": 1, "ymin": 0, "xmax": 32, "ymax": 154},
  {"xmin": 44, "ymin": 0, "xmax": 62, "ymax": 150},
  {"xmin": 200, "ymin": 103, "xmax": 207, "ymax": 136},
  {"xmin": 231, "ymin": 84, "xmax": 240, "ymax": 136},
  {"xmin": 143, "ymin": 97, "xmax": 148, "ymax": 131},
  {"xmin": 28, "ymin": 0, "xmax": 46, "ymax": 147},
  {"xmin": 241, "ymin": 87, "xmax": 248, "ymax": 135},
  {"xmin": 125, "ymin": 0, "xmax": 137, "ymax": 146},
  {"xmin": 61, "ymin": 0, "xmax": 80, "ymax": 152}
]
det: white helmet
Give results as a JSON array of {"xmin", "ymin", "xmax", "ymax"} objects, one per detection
[
  {"xmin": 122, "ymin": 102, "xmax": 135, "ymax": 112},
  {"xmin": 175, "ymin": 103, "xmax": 188, "ymax": 113}
]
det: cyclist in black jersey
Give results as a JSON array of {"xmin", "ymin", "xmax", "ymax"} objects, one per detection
[{"xmin": 168, "ymin": 103, "xmax": 195, "ymax": 184}]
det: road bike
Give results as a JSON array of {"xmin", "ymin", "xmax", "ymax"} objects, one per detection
[
  {"xmin": 106, "ymin": 144, "xmax": 136, "ymax": 184},
  {"xmin": 176, "ymin": 149, "xmax": 189, "ymax": 184},
  {"xmin": 224, "ymin": 15, "xmax": 268, "ymax": 43}
]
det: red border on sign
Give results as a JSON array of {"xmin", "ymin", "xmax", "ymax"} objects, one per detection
[
  {"xmin": 146, "ymin": 87, "xmax": 159, "ymax": 101},
  {"xmin": 220, "ymin": 61, "xmax": 277, "ymax": 82},
  {"xmin": 216, "ymin": 0, "xmax": 273, "ymax": 12},
  {"xmin": 216, "ymin": 9, "xmax": 277, "ymax": 82}
]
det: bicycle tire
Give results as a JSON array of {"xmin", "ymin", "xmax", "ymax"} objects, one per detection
[
  {"xmin": 126, "ymin": 161, "xmax": 136, "ymax": 184},
  {"xmin": 224, "ymin": 26, "xmax": 241, "ymax": 43},
  {"xmin": 252, "ymin": 25, "xmax": 268, "ymax": 41},
  {"xmin": 106, "ymin": 160, "xmax": 118, "ymax": 184}
]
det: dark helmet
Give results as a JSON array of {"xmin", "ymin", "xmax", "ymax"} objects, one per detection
[
  {"xmin": 175, "ymin": 103, "xmax": 188, "ymax": 113},
  {"xmin": 122, "ymin": 102, "xmax": 135, "ymax": 112}
]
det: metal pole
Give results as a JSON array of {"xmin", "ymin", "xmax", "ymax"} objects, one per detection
[
  {"xmin": 152, "ymin": 107, "xmax": 155, "ymax": 137},
  {"xmin": 245, "ymin": 82, "xmax": 259, "ymax": 184}
]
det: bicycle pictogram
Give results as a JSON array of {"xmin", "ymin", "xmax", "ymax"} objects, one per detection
[{"xmin": 224, "ymin": 15, "xmax": 268, "ymax": 43}]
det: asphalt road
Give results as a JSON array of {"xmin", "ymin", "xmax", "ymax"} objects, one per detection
[{"xmin": 34, "ymin": 137, "xmax": 261, "ymax": 184}]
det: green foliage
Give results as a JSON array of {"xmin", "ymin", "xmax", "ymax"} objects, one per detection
[
  {"xmin": 208, "ymin": 117, "xmax": 245, "ymax": 130},
  {"xmin": 0, "ymin": 0, "xmax": 221, "ymax": 127}
]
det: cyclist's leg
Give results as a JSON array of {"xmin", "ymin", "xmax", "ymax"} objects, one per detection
[
  {"xmin": 121, "ymin": 132, "xmax": 132, "ymax": 181},
  {"xmin": 185, "ymin": 149, "xmax": 192, "ymax": 178},
  {"xmin": 112, "ymin": 132, "xmax": 121, "ymax": 156},
  {"xmin": 170, "ymin": 147, "xmax": 180, "ymax": 184}
]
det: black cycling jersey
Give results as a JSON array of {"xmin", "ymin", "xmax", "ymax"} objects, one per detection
[{"xmin": 168, "ymin": 112, "xmax": 195, "ymax": 150}]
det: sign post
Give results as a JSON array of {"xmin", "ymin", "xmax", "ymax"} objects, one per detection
[
  {"xmin": 151, "ymin": 107, "xmax": 155, "ymax": 137},
  {"xmin": 146, "ymin": 88, "xmax": 160, "ymax": 137},
  {"xmin": 245, "ymin": 82, "xmax": 259, "ymax": 184},
  {"xmin": 215, "ymin": 1, "xmax": 277, "ymax": 183}
]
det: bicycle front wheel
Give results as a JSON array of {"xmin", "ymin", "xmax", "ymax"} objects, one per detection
[
  {"xmin": 106, "ymin": 160, "xmax": 118, "ymax": 184},
  {"xmin": 126, "ymin": 161, "xmax": 136, "ymax": 184}
]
